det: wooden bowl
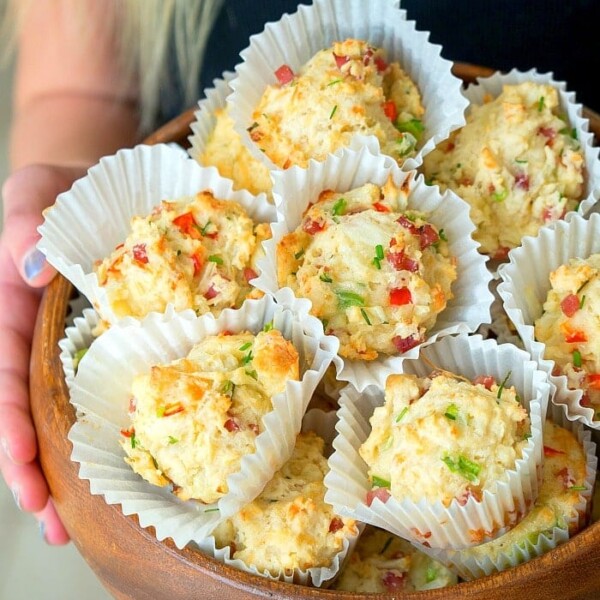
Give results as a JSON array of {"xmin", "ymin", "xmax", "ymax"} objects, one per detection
[{"xmin": 30, "ymin": 63, "xmax": 600, "ymax": 600}]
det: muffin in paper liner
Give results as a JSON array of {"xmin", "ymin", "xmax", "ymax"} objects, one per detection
[
  {"xmin": 253, "ymin": 143, "xmax": 493, "ymax": 391},
  {"xmin": 190, "ymin": 408, "xmax": 362, "ymax": 587},
  {"xmin": 421, "ymin": 68, "xmax": 600, "ymax": 265},
  {"xmin": 227, "ymin": 0, "xmax": 467, "ymax": 174},
  {"xmin": 187, "ymin": 71, "xmax": 274, "ymax": 200},
  {"xmin": 67, "ymin": 292, "xmax": 339, "ymax": 548},
  {"xmin": 324, "ymin": 333, "xmax": 549, "ymax": 550},
  {"xmin": 497, "ymin": 213, "xmax": 600, "ymax": 429},
  {"xmin": 37, "ymin": 143, "xmax": 276, "ymax": 327},
  {"xmin": 422, "ymin": 400, "xmax": 597, "ymax": 580}
]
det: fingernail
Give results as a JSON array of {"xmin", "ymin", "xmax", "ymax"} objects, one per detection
[
  {"xmin": 22, "ymin": 248, "xmax": 47, "ymax": 282},
  {"xmin": 38, "ymin": 519, "xmax": 46, "ymax": 541},
  {"xmin": 1, "ymin": 437, "xmax": 13, "ymax": 462},
  {"xmin": 11, "ymin": 486, "xmax": 21, "ymax": 510}
]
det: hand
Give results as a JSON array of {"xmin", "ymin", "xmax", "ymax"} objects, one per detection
[{"xmin": 0, "ymin": 164, "xmax": 87, "ymax": 545}]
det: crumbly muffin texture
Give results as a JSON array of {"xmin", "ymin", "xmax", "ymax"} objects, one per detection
[
  {"xmin": 197, "ymin": 106, "xmax": 273, "ymax": 198},
  {"xmin": 94, "ymin": 191, "xmax": 270, "ymax": 322},
  {"xmin": 249, "ymin": 38, "xmax": 425, "ymax": 169},
  {"xmin": 456, "ymin": 419, "xmax": 588, "ymax": 567},
  {"xmin": 120, "ymin": 329, "xmax": 299, "ymax": 503},
  {"xmin": 422, "ymin": 82, "xmax": 584, "ymax": 258},
  {"xmin": 360, "ymin": 372, "xmax": 530, "ymax": 506},
  {"xmin": 276, "ymin": 177, "xmax": 456, "ymax": 360},
  {"xmin": 534, "ymin": 254, "xmax": 600, "ymax": 415},
  {"xmin": 333, "ymin": 525, "xmax": 457, "ymax": 593},
  {"xmin": 212, "ymin": 430, "xmax": 358, "ymax": 575}
]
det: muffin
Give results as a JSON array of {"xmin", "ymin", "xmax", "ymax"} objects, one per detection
[
  {"xmin": 534, "ymin": 254, "xmax": 600, "ymax": 416},
  {"xmin": 211, "ymin": 430, "xmax": 358, "ymax": 575},
  {"xmin": 276, "ymin": 176, "xmax": 457, "ymax": 360},
  {"xmin": 247, "ymin": 38, "xmax": 425, "ymax": 169},
  {"xmin": 422, "ymin": 81, "xmax": 585, "ymax": 259},
  {"xmin": 333, "ymin": 525, "xmax": 457, "ymax": 592},
  {"xmin": 94, "ymin": 190, "xmax": 270, "ymax": 323},
  {"xmin": 121, "ymin": 328, "xmax": 299, "ymax": 503},
  {"xmin": 359, "ymin": 371, "xmax": 530, "ymax": 508}
]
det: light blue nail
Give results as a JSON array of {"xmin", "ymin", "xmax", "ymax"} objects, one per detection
[
  {"xmin": 23, "ymin": 248, "xmax": 47, "ymax": 282},
  {"xmin": 38, "ymin": 520, "xmax": 46, "ymax": 541},
  {"xmin": 11, "ymin": 486, "xmax": 20, "ymax": 510}
]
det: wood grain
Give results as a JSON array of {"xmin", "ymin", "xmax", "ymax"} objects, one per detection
[{"xmin": 30, "ymin": 63, "xmax": 600, "ymax": 600}]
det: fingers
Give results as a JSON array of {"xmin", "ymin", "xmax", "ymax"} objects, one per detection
[{"xmin": 36, "ymin": 498, "xmax": 70, "ymax": 545}]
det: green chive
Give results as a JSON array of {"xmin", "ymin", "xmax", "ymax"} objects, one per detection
[
  {"xmin": 395, "ymin": 118, "xmax": 424, "ymax": 140},
  {"xmin": 371, "ymin": 475, "xmax": 391, "ymax": 488},
  {"xmin": 336, "ymin": 290, "xmax": 365, "ymax": 309},
  {"xmin": 168, "ymin": 436, "xmax": 179, "ymax": 444},
  {"xmin": 329, "ymin": 105, "xmax": 338, "ymax": 119},
  {"xmin": 245, "ymin": 369, "xmax": 258, "ymax": 380},
  {"xmin": 381, "ymin": 536, "xmax": 394, "ymax": 554},
  {"xmin": 426, "ymin": 567, "xmax": 438, "ymax": 583},
  {"xmin": 327, "ymin": 78, "xmax": 342, "ymax": 86},
  {"xmin": 375, "ymin": 244, "xmax": 384, "ymax": 259},
  {"xmin": 439, "ymin": 229, "xmax": 448, "ymax": 242},
  {"xmin": 247, "ymin": 122, "xmax": 259, "ymax": 132},
  {"xmin": 395, "ymin": 406, "xmax": 408, "ymax": 422},
  {"xmin": 320, "ymin": 273, "xmax": 333, "ymax": 283},
  {"xmin": 73, "ymin": 348, "xmax": 88, "ymax": 371},
  {"xmin": 580, "ymin": 295, "xmax": 586, "ymax": 309},
  {"xmin": 492, "ymin": 188, "xmax": 508, "ymax": 202},
  {"xmin": 537, "ymin": 96, "xmax": 545, "ymax": 112},
  {"xmin": 130, "ymin": 433, "xmax": 138, "ymax": 449},
  {"xmin": 573, "ymin": 349, "xmax": 582, "ymax": 368},
  {"xmin": 200, "ymin": 220, "xmax": 213, "ymax": 236},
  {"xmin": 372, "ymin": 257, "xmax": 382, "ymax": 270},
  {"xmin": 332, "ymin": 197, "xmax": 347, "ymax": 216},
  {"xmin": 208, "ymin": 255, "xmax": 223, "ymax": 264},
  {"xmin": 221, "ymin": 380, "xmax": 234, "ymax": 394},
  {"xmin": 204, "ymin": 508, "xmax": 220, "ymax": 513},
  {"xmin": 263, "ymin": 321, "xmax": 274, "ymax": 332},
  {"xmin": 568, "ymin": 485, "xmax": 586, "ymax": 491},
  {"xmin": 294, "ymin": 249, "xmax": 305, "ymax": 260},
  {"xmin": 360, "ymin": 308, "xmax": 372, "ymax": 325},
  {"xmin": 242, "ymin": 351, "xmax": 253, "ymax": 365},
  {"xmin": 497, "ymin": 371, "xmax": 512, "ymax": 399},
  {"xmin": 444, "ymin": 403, "xmax": 459, "ymax": 420},
  {"xmin": 442, "ymin": 455, "xmax": 481, "ymax": 482},
  {"xmin": 397, "ymin": 132, "xmax": 417, "ymax": 157}
]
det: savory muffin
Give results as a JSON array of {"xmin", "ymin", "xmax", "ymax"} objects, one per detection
[
  {"xmin": 534, "ymin": 253, "xmax": 600, "ymax": 416},
  {"xmin": 120, "ymin": 328, "xmax": 299, "ymax": 503},
  {"xmin": 198, "ymin": 106, "xmax": 273, "ymax": 198},
  {"xmin": 359, "ymin": 372, "xmax": 530, "ymax": 506},
  {"xmin": 333, "ymin": 525, "xmax": 457, "ymax": 592},
  {"xmin": 211, "ymin": 430, "xmax": 358, "ymax": 574},
  {"xmin": 276, "ymin": 177, "xmax": 456, "ymax": 360},
  {"xmin": 94, "ymin": 190, "xmax": 269, "ymax": 321},
  {"xmin": 422, "ymin": 81, "xmax": 584, "ymax": 258},
  {"xmin": 248, "ymin": 38, "xmax": 425, "ymax": 168}
]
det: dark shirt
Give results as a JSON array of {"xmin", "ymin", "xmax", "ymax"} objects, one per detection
[{"xmin": 160, "ymin": 0, "xmax": 600, "ymax": 123}]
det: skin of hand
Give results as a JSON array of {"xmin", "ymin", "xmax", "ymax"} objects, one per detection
[{"xmin": 0, "ymin": 0, "xmax": 140, "ymax": 544}]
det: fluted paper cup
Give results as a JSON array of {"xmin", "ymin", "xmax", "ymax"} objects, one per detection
[
  {"xmin": 497, "ymin": 212, "xmax": 600, "ymax": 428},
  {"xmin": 192, "ymin": 408, "xmax": 362, "ymax": 586},
  {"xmin": 68, "ymin": 293, "xmax": 338, "ymax": 548},
  {"xmin": 324, "ymin": 334, "xmax": 549, "ymax": 550},
  {"xmin": 38, "ymin": 143, "xmax": 276, "ymax": 326},
  {"xmin": 227, "ymin": 0, "xmax": 467, "ymax": 173},
  {"xmin": 254, "ymin": 144, "xmax": 493, "ymax": 391}
]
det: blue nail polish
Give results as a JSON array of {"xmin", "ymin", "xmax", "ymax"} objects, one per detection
[
  {"xmin": 38, "ymin": 520, "xmax": 46, "ymax": 541},
  {"xmin": 23, "ymin": 248, "xmax": 47, "ymax": 282},
  {"xmin": 11, "ymin": 486, "xmax": 20, "ymax": 510}
]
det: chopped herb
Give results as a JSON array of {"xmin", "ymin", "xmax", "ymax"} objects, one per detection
[
  {"xmin": 380, "ymin": 536, "xmax": 394, "ymax": 554},
  {"xmin": 247, "ymin": 122, "xmax": 259, "ymax": 132},
  {"xmin": 327, "ymin": 78, "xmax": 342, "ymax": 86},
  {"xmin": 571, "ymin": 127, "xmax": 578, "ymax": 140},
  {"xmin": 568, "ymin": 485, "xmax": 586, "ymax": 491},
  {"xmin": 360, "ymin": 308, "xmax": 372, "ymax": 325},
  {"xmin": 497, "ymin": 371, "xmax": 512, "ymax": 399},
  {"xmin": 332, "ymin": 197, "xmax": 347, "ymax": 216},
  {"xmin": 73, "ymin": 348, "xmax": 88, "ymax": 371},
  {"xmin": 515, "ymin": 159, "xmax": 528, "ymax": 164},
  {"xmin": 294, "ymin": 249, "xmax": 305, "ymax": 260},
  {"xmin": 397, "ymin": 132, "xmax": 417, "ymax": 156},
  {"xmin": 444, "ymin": 403, "xmax": 459, "ymax": 420},
  {"xmin": 426, "ymin": 567, "xmax": 438, "ymax": 583},
  {"xmin": 537, "ymin": 96, "xmax": 545, "ymax": 112},
  {"xmin": 371, "ymin": 475, "xmax": 391, "ymax": 488},
  {"xmin": 395, "ymin": 406, "xmax": 408, "ymax": 422},
  {"xmin": 523, "ymin": 432, "xmax": 532, "ymax": 440},
  {"xmin": 492, "ymin": 188, "xmax": 508, "ymax": 202},
  {"xmin": 439, "ymin": 229, "xmax": 448, "ymax": 241},
  {"xmin": 573, "ymin": 349, "xmax": 582, "ymax": 368},
  {"xmin": 320, "ymin": 273, "xmax": 333, "ymax": 283},
  {"xmin": 336, "ymin": 290, "xmax": 365, "ymax": 309},
  {"xmin": 321, "ymin": 318, "xmax": 329, "ymax": 330},
  {"xmin": 204, "ymin": 508, "xmax": 220, "ymax": 513},
  {"xmin": 395, "ymin": 118, "xmax": 424, "ymax": 140},
  {"xmin": 329, "ymin": 104, "xmax": 338, "ymax": 119},
  {"xmin": 245, "ymin": 369, "xmax": 258, "ymax": 380},
  {"xmin": 208, "ymin": 254, "xmax": 223, "ymax": 264},
  {"xmin": 176, "ymin": 249, "xmax": 182, "ymax": 256},
  {"xmin": 263, "ymin": 321, "xmax": 274, "ymax": 332},
  {"xmin": 239, "ymin": 342, "xmax": 252, "ymax": 351},
  {"xmin": 442, "ymin": 455, "xmax": 481, "ymax": 482},
  {"xmin": 200, "ymin": 220, "xmax": 213, "ymax": 236},
  {"xmin": 221, "ymin": 380, "xmax": 235, "ymax": 395},
  {"xmin": 381, "ymin": 436, "xmax": 393, "ymax": 451},
  {"xmin": 241, "ymin": 350, "xmax": 254, "ymax": 365},
  {"xmin": 130, "ymin": 432, "xmax": 138, "ymax": 449},
  {"xmin": 168, "ymin": 436, "xmax": 179, "ymax": 444},
  {"xmin": 580, "ymin": 295, "xmax": 586, "ymax": 309},
  {"xmin": 372, "ymin": 243, "xmax": 384, "ymax": 269}
]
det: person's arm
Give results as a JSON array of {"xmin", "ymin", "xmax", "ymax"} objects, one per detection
[{"xmin": 0, "ymin": 0, "xmax": 142, "ymax": 545}]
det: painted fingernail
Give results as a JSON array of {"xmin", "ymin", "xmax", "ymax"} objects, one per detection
[
  {"xmin": 11, "ymin": 486, "xmax": 21, "ymax": 510},
  {"xmin": 22, "ymin": 247, "xmax": 47, "ymax": 282},
  {"xmin": 38, "ymin": 519, "xmax": 46, "ymax": 541}
]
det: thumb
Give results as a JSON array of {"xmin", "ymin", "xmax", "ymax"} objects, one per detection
[{"xmin": 1, "ymin": 164, "xmax": 88, "ymax": 287}]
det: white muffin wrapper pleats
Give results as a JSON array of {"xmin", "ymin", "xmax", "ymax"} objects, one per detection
[
  {"xmin": 37, "ymin": 143, "xmax": 276, "ymax": 326},
  {"xmin": 497, "ymin": 213, "xmax": 600, "ymax": 428},
  {"xmin": 192, "ymin": 408, "xmax": 363, "ymax": 587},
  {"xmin": 68, "ymin": 293, "xmax": 339, "ymax": 548},
  {"xmin": 227, "ymin": 0, "xmax": 467, "ymax": 172},
  {"xmin": 253, "ymin": 143, "xmax": 493, "ymax": 391},
  {"xmin": 324, "ymin": 334, "xmax": 549, "ymax": 550}
]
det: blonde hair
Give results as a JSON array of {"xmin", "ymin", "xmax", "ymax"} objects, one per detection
[{"xmin": 2, "ymin": 0, "xmax": 224, "ymax": 133}]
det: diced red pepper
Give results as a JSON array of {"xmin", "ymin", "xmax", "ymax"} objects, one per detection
[
  {"xmin": 392, "ymin": 334, "xmax": 420, "ymax": 354},
  {"xmin": 587, "ymin": 374, "xmax": 600, "ymax": 390},
  {"xmin": 132, "ymin": 243, "xmax": 149, "ymax": 265},
  {"xmin": 333, "ymin": 53, "xmax": 349, "ymax": 69},
  {"xmin": 302, "ymin": 218, "xmax": 325, "ymax": 235},
  {"xmin": 374, "ymin": 55, "xmax": 388, "ymax": 73},
  {"xmin": 387, "ymin": 249, "xmax": 419, "ymax": 272},
  {"xmin": 173, "ymin": 212, "xmax": 201, "ymax": 239},
  {"xmin": 560, "ymin": 294, "xmax": 580, "ymax": 318},
  {"xmin": 544, "ymin": 445, "xmax": 566, "ymax": 457},
  {"xmin": 382, "ymin": 572, "xmax": 405, "ymax": 592},
  {"xmin": 328, "ymin": 517, "xmax": 344, "ymax": 533},
  {"xmin": 382, "ymin": 100, "xmax": 397, "ymax": 122},
  {"xmin": 224, "ymin": 418, "xmax": 240, "ymax": 432},
  {"xmin": 373, "ymin": 201, "xmax": 390, "ymax": 213},
  {"xmin": 366, "ymin": 487, "xmax": 391, "ymax": 506},
  {"xmin": 514, "ymin": 172, "xmax": 530, "ymax": 190},
  {"xmin": 191, "ymin": 252, "xmax": 203, "ymax": 277},
  {"xmin": 120, "ymin": 427, "xmax": 135, "ymax": 438},
  {"xmin": 389, "ymin": 287, "xmax": 412, "ymax": 306},
  {"xmin": 205, "ymin": 284, "xmax": 219, "ymax": 300},
  {"xmin": 565, "ymin": 330, "xmax": 587, "ymax": 343},
  {"xmin": 243, "ymin": 267, "xmax": 258, "ymax": 283},
  {"xmin": 397, "ymin": 215, "xmax": 419, "ymax": 235},
  {"xmin": 274, "ymin": 64, "xmax": 295, "ymax": 85},
  {"xmin": 419, "ymin": 224, "xmax": 439, "ymax": 249},
  {"xmin": 473, "ymin": 375, "xmax": 496, "ymax": 390},
  {"xmin": 163, "ymin": 402, "xmax": 184, "ymax": 417}
]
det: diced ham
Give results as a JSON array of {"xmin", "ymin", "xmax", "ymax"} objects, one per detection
[
  {"xmin": 302, "ymin": 219, "xmax": 325, "ymax": 235},
  {"xmin": 366, "ymin": 487, "xmax": 391, "ymax": 506},
  {"xmin": 387, "ymin": 249, "xmax": 419, "ymax": 272},
  {"xmin": 392, "ymin": 334, "xmax": 420, "ymax": 354},
  {"xmin": 560, "ymin": 294, "xmax": 580, "ymax": 318},
  {"xmin": 382, "ymin": 572, "xmax": 405, "ymax": 592},
  {"xmin": 472, "ymin": 375, "xmax": 496, "ymax": 390},
  {"xmin": 274, "ymin": 64, "xmax": 295, "ymax": 85},
  {"xmin": 389, "ymin": 287, "xmax": 412, "ymax": 306},
  {"xmin": 132, "ymin": 243, "xmax": 149, "ymax": 265},
  {"xmin": 328, "ymin": 517, "xmax": 344, "ymax": 533}
]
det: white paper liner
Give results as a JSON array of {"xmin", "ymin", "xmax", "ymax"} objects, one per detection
[
  {"xmin": 423, "ymin": 399, "xmax": 597, "ymax": 580},
  {"xmin": 227, "ymin": 0, "xmax": 467, "ymax": 173},
  {"xmin": 461, "ymin": 68, "xmax": 600, "ymax": 219},
  {"xmin": 192, "ymin": 408, "xmax": 362, "ymax": 586},
  {"xmin": 68, "ymin": 293, "xmax": 338, "ymax": 548},
  {"xmin": 497, "ymin": 212, "xmax": 600, "ymax": 429},
  {"xmin": 254, "ymin": 143, "xmax": 493, "ymax": 391},
  {"xmin": 37, "ymin": 143, "xmax": 277, "ymax": 326},
  {"xmin": 324, "ymin": 333, "xmax": 549, "ymax": 550}
]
